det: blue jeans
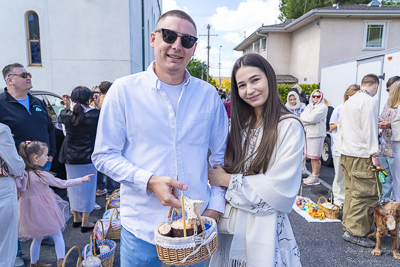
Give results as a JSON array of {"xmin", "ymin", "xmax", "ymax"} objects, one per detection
[
  {"xmin": 120, "ymin": 226, "xmax": 203, "ymax": 267},
  {"xmin": 379, "ymin": 155, "xmax": 394, "ymax": 202}
]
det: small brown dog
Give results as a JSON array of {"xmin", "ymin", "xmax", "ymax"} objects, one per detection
[{"xmin": 368, "ymin": 201, "xmax": 400, "ymax": 259}]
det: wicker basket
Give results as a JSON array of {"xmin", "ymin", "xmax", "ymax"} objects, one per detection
[
  {"xmin": 317, "ymin": 196, "xmax": 340, "ymax": 219},
  {"xmin": 155, "ymin": 207, "xmax": 218, "ymax": 266},
  {"xmin": 84, "ymin": 220, "xmax": 117, "ymax": 267},
  {"xmin": 62, "ymin": 246, "xmax": 81, "ymax": 267},
  {"xmin": 106, "ymin": 188, "xmax": 120, "ymax": 209},
  {"xmin": 104, "ymin": 208, "xmax": 121, "ymax": 240}
]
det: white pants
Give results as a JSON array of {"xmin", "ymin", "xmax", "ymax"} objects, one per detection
[
  {"xmin": 0, "ymin": 177, "xmax": 18, "ymax": 267},
  {"xmin": 392, "ymin": 142, "xmax": 400, "ymax": 201},
  {"xmin": 332, "ymin": 155, "xmax": 345, "ymax": 206}
]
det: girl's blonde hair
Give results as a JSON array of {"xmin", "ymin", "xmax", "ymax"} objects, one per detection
[
  {"xmin": 344, "ymin": 84, "xmax": 360, "ymax": 102},
  {"xmin": 388, "ymin": 81, "xmax": 400, "ymax": 109},
  {"xmin": 18, "ymin": 141, "xmax": 48, "ymax": 186},
  {"xmin": 18, "ymin": 141, "xmax": 47, "ymax": 172}
]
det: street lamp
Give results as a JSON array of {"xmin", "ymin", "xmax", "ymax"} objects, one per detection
[{"xmin": 219, "ymin": 46, "xmax": 222, "ymax": 89}]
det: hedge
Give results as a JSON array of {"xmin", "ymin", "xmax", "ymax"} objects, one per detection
[{"xmin": 278, "ymin": 83, "xmax": 319, "ymax": 103}]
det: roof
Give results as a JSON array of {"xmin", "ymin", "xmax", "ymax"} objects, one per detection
[
  {"xmin": 276, "ymin": 75, "xmax": 298, "ymax": 84},
  {"xmin": 234, "ymin": 4, "xmax": 400, "ymax": 51}
]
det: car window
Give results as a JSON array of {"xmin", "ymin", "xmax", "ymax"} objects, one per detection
[{"xmin": 45, "ymin": 95, "xmax": 64, "ymax": 116}]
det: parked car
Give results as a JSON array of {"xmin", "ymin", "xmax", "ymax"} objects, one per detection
[{"xmin": 30, "ymin": 90, "xmax": 64, "ymax": 128}]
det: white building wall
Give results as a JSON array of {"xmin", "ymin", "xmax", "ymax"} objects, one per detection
[
  {"xmin": 290, "ymin": 20, "xmax": 321, "ymax": 84},
  {"xmin": 0, "ymin": 0, "xmax": 161, "ymax": 95}
]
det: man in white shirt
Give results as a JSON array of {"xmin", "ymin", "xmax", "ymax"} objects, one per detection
[
  {"xmin": 92, "ymin": 10, "xmax": 228, "ymax": 266},
  {"xmin": 339, "ymin": 74, "xmax": 380, "ymax": 248}
]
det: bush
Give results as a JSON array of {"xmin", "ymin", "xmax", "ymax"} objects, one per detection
[{"xmin": 278, "ymin": 83, "xmax": 319, "ymax": 103}]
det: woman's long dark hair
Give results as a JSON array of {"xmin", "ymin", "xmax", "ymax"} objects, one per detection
[
  {"xmin": 70, "ymin": 86, "xmax": 92, "ymax": 126},
  {"xmin": 224, "ymin": 53, "xmax": 292, "ymax": 175}
]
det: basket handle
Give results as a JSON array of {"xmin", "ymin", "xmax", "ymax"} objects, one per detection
[
  {"xmin": 94, "ymin": 219, "xmax": 105, "ymax": 248},
  {"xmin": 62, "ymin": 246, "xmax": 81, "ymax": 267},
  {"xmin": 167, "ymin": 206, "xmax": 206, "ymax": 232},
  {"xmin": 318, "ymin": 196, "xmax": 340, "ymax": 211},
  {"xmin": 109, "ymin": 208, "xmax": 119, "ymax": 225}
]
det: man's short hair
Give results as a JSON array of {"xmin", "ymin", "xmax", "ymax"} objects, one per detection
[
  {"xmin": 98, "ymin": 81, "xmax": 112, "ymax": 95},
  {"xmin": 156, "ymin": 10, "xmax": 197, "ymax": 33},
  {"xmin": 361, "ymin": 74, "xmax": 379, "ymax": 86},
  {"xmin": 2, "ymin": 63, "xmax": 24, "ymax": 80}
]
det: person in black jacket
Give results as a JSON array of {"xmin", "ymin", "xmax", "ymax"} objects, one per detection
[
  {"xmin": 59, "ymin": 86, "xmax": 100, "ymax": 233},
  {"xmin": 0, "ymin": 63, "xmax": 56, "ymax": 170}
]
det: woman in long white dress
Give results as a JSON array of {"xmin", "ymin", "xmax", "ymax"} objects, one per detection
[{"xmin": 209, "ymin": 53, "xmax": 304, "ymax": 267}]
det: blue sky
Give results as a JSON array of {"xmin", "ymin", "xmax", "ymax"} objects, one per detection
[{"xmin": 163, "ymin": 0, "xmax": 281, "ymax": 78}]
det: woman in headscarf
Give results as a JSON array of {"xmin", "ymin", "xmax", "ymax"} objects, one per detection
[
  {"xmin": 300, "ymin": 89, "xmax": 328, "ymax": 185},
  {"xmin": 285, "ymin": 90, "xmax": 306, "ymax": 117}
]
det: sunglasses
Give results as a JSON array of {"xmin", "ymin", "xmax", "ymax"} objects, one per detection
[
  {"xmin": 312, "ymin": 95, "xmax": 321, "ymax": 98},
  {"xmin": 8, "ymin": 72, "xmax": 32, "ymax": 79},
  {"xmin": 155, "ymin": 28, "xmax": 198, "ymax": 49}
]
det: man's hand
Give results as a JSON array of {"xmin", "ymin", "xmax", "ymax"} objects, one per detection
[
  {"xmin": 48, "ymin": 156, "xmax": 53, "ymax": 163},
  {"xmin": 147, "ymin": 175, "xmax": 187, "ymax": 209},
  {"xmin": 202, "ymin": 209, "xmax": 220, "ymax": 222},
  {"xmin": 378, "ymin": 121, "xmax": 391, "ymax": 130}
]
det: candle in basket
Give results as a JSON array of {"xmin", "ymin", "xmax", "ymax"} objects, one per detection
[{"xmin": 181, "ymin": 192, "xmax": 187, "ymax": 237}]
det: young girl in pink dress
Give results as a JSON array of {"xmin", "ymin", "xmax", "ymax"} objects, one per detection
[{"xmin": 16, "ymin": 141, "xmax": 93, "ymax": 267}]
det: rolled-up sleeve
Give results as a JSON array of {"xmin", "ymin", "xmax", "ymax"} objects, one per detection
[{"xmin": 207, "ymin": 93, "xmax": 229, "ymax": 213}]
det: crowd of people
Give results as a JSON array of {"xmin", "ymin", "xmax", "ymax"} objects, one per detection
[{"xmin": 0, "ymin": 8, "xmax": 399, "ymax": 267}]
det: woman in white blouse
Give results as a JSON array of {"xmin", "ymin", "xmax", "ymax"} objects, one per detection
[
  {"xmin": 388, "ymin": 81, "xmax": 400, "ymax": 201},
  {"xmin": 208, "ymin": 53, "xmax": 304, "ymax": 267}
]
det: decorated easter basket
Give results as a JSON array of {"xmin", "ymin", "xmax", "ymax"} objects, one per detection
[
  {"xmin": 104, "ymin": 206, "xmax": 121, "ymax": 240},
  {"xmin": 317, "ymin": 196, "xmax": 340, "ymax": 219},
  {"xmin": 155, "ymin": 206, "xmax": 218, "ymax": 266},
  {"xmin": 83, "ymin": 220, "xmax": 116, "ymax": 267},
  {"xmin": 61, "ymin": 246, "xmax": 81, "ymax": 267},
  {"xmin": 107, "ymin": 188, "xmax": 120, "ymax": 209}
]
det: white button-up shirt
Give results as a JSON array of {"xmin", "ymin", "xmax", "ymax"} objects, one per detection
[{"xmin": 92, "ymin": 62, "xmax": 229, "ymax": 244}]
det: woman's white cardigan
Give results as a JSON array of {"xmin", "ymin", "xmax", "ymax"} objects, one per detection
[
  {"xmin": 300, "ymin": 103, "xmax": 328, "ymax": 138},
  {"xmin": 210, "ymin": 117, "xmax": 304, "ymax": 267}
]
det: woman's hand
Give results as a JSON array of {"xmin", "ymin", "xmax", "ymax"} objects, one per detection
[
  {"xmin": 62, "ymin": 94, "xmax": 71, "ymax": 110},
  {"xmin": 378, "ymin": 121, "xmax": 391, "ymax": 130},
  {"xmin": 82, "ymin": 174, "xmax": 94, "ymax": 182},
  {"xmin": 208, "ymin": 165, "xmax": 231, "ymax": 188}
]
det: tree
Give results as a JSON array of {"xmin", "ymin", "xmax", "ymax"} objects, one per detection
[
  {"xmin": 221, "ymin": 79, "xmax": 231, "ymax": 90},
  {"xmin": 186, "ymin": 58, "xmax": 207, "ymax": 81},
  {"xmin": 279, "ymin": 0, "xmax": 370, "ymax": 21}
]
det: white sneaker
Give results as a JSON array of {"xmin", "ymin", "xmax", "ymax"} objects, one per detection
[
  {"xmin": 14, "ymin": 256, "xmax": 25, "ymax": 267},
  {"xmin": 303, "ymin": 176, "xmax": 320, "ymax": 185},
  {"xmin": 94, "ymin": 203, "xmax": 101, "ymax": 210}
]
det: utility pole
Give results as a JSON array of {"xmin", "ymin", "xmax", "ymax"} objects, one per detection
[
  {"xmin": 207, "ymin": 24, "xmax": 210, "ymax": 83},
  {"xmin": 199, "ymin": 24, "xmax": 217, "ymax": 83},
  {"xmin": 219, "ymin": 46, "xmax": 222, "ymax": 89}
]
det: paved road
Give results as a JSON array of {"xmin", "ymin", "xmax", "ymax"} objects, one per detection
[{"xmin": 21, "ymin": 163, "xmax": 399, "ymax": 266}]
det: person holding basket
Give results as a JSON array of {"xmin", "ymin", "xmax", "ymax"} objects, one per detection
[
  {"xmin": 92, "ymin": 10, "xmax": 228, "ymax": 266},
  {"xmin": 208, "ymin": 53, "xmax": 304, "ymax": 266}
]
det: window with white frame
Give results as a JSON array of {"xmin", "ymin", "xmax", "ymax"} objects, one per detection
[
  {"xmin": 261, "ymin": 38, "xmax": 267, "ymax": 50},
  {"xmin": 26, "ymin": 11, "xmax": 42, "ymax": 65},
  {"xmin": 253, "ymin": 41, "xmax": 260, "ymax": 52},
  {"xmin": 363, "ymin": 21, "xmax": 389, "ymax": 50}
]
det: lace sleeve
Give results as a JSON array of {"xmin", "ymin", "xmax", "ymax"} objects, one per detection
[{"xmin": 226, "ymin": 174, "xmax": 275, "ymax": 216}]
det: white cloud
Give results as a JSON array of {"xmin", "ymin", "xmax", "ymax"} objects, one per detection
[
  {"xmin": 222, "ymin": 32, "xmax": 243, "ymax": 44},
  {"xmin": 162, "ymin": 0, "xmax": 190, "ymax": 15},
  {"xmin": 162, "ymin": 0, "xmax": 181, "ymax": 13},
  {"xmin": 208, "ymin": 0, "xmax": 281, "ymax": 34}
]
